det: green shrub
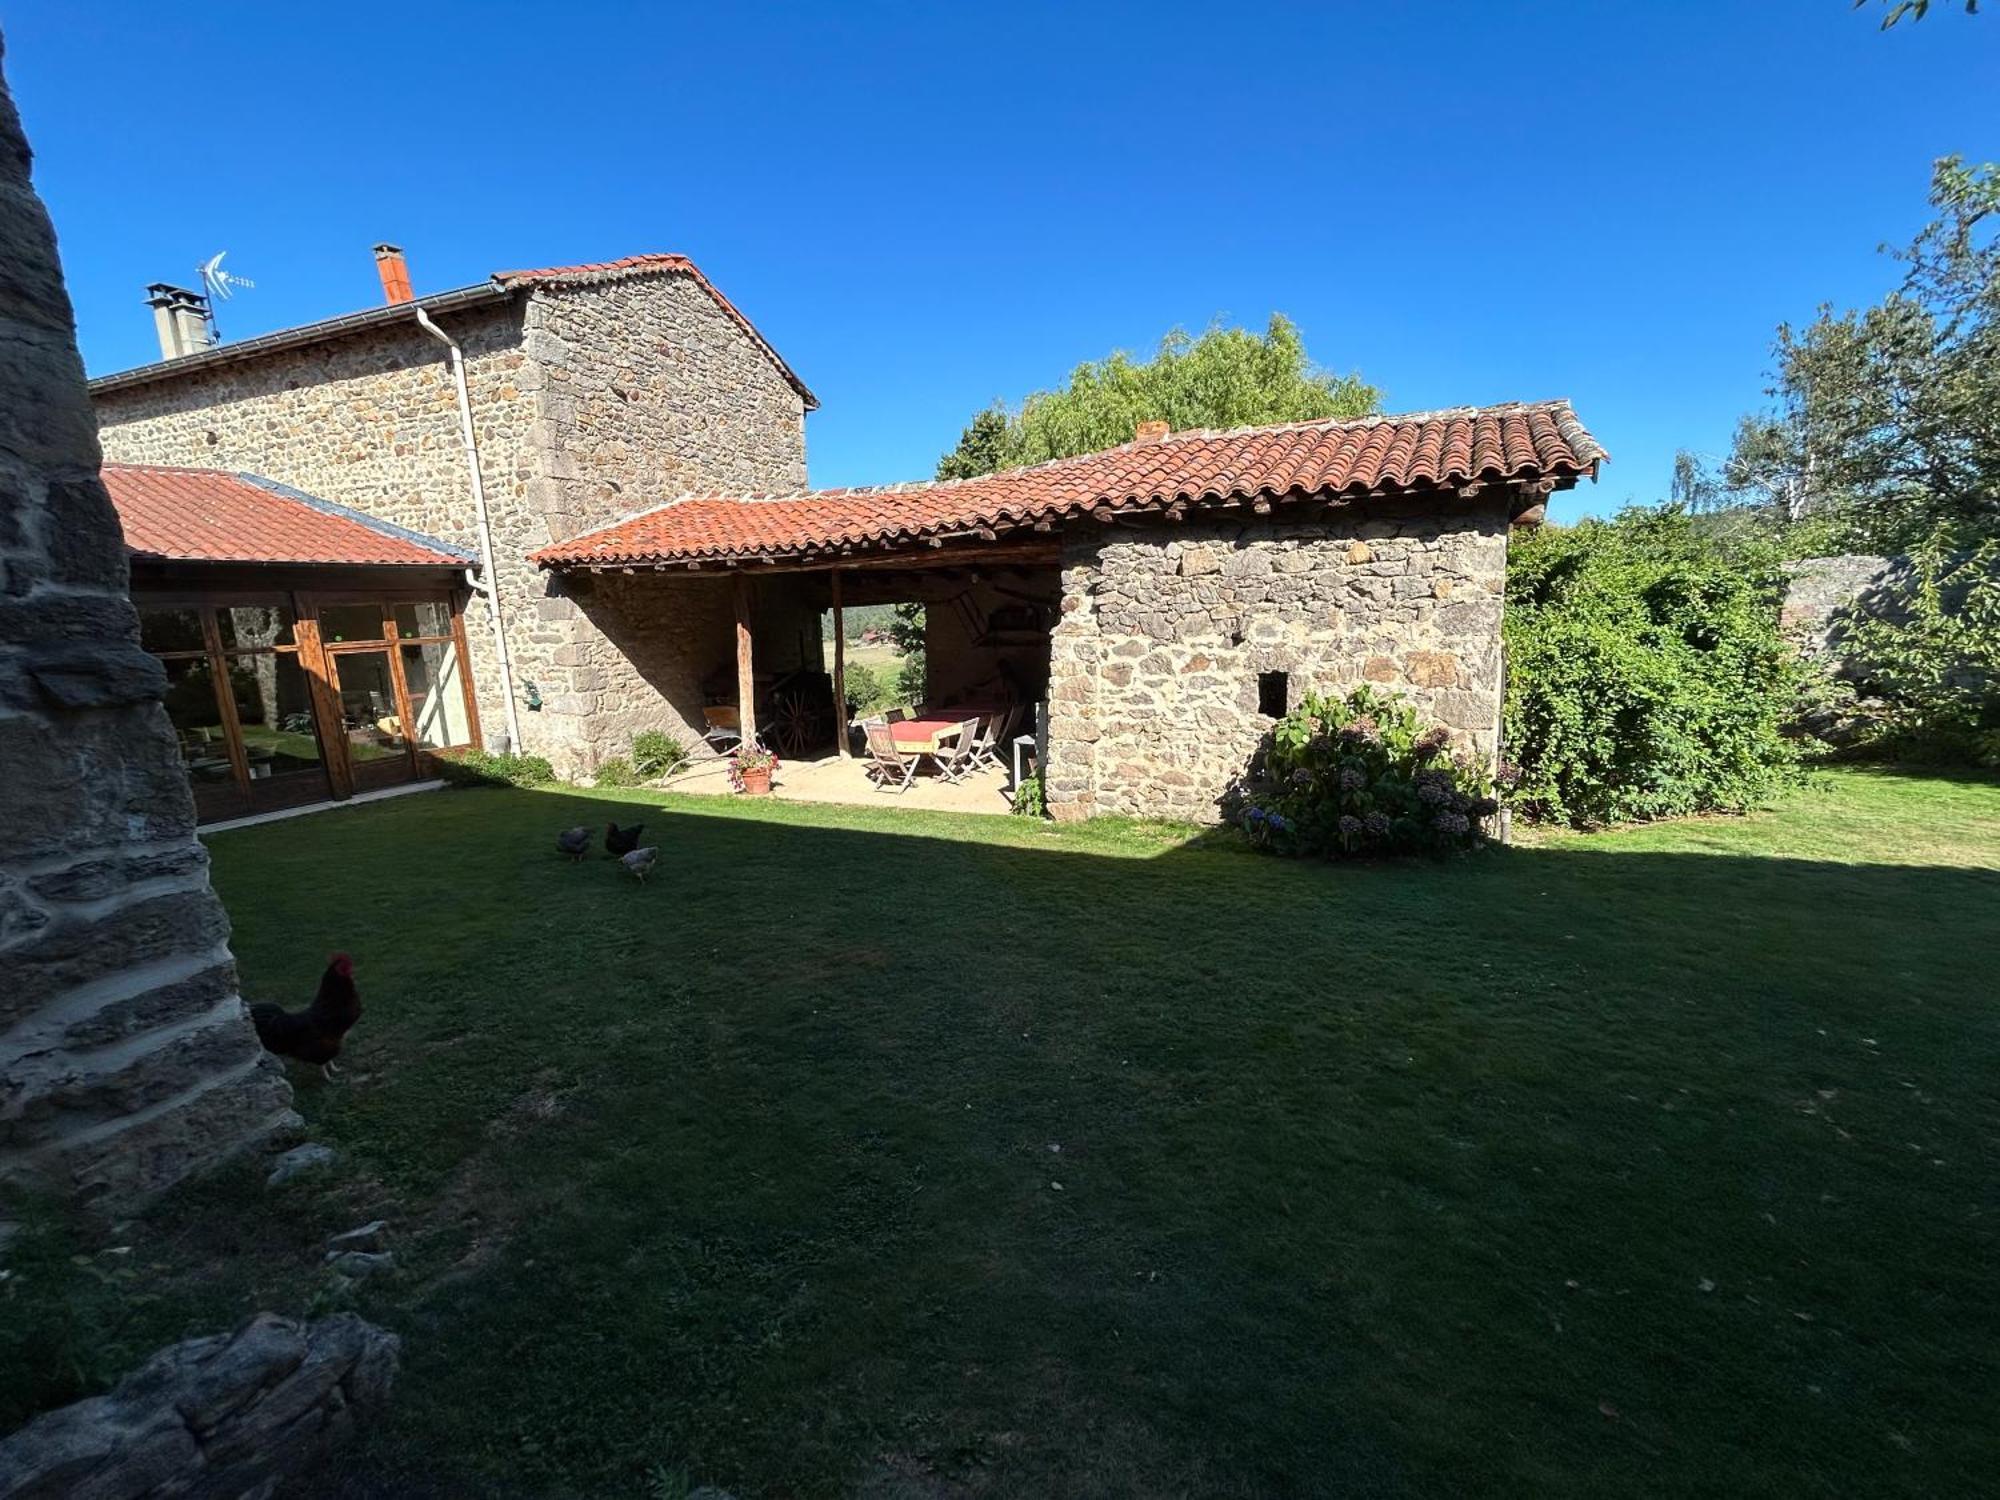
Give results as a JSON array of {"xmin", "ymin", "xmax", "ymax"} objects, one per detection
[
  {"xmin": 894, "ymin": 649, "xmax": 927, "ymax": 707},
  {"xmin": 839, "ymin": 661, "xmax": 892, "ymax": 717},
  {"xmin": 1235, "ymin": 686, "xmax": 1493, "ymax": 857},
  {"xmin": 436, "ymin": 748, "xmax": 557, "ymax": 789},
  {"xmin": 1011, "ymin": 771, "xmax": 1046, "ymax": 816},
  {"xmin": 593, "ymin": 756, "xmax": 639, "ymax": 788},
  {"xmin": 1503, "ymin": 507, "xmax": 1809, "ymax": 827},
  {"xmin": 1834, "ymin": 529, "xmax": 2000, "ymax": 766},
  {"xmin": 631, "ymin": 729, "xmax": 689, "ymax": 778}
]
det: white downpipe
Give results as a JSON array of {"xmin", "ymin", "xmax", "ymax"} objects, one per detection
[{"xmin": 415, "ymin": 305, "xmax": 523, "ymax": 754}]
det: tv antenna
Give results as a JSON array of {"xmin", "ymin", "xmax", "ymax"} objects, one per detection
[{"xmin": 197, "ymin": 252, "xmax": 256, "ymax": 340}]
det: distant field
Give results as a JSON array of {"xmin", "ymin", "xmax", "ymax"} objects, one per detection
[{"xmin": 840, "ymin": 641, "xmax": 903, "ymax": 674}]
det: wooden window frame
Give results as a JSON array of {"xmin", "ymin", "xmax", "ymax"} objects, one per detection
[{"xmin": 136, "ymin": 586, "xmax": 482, "ymax": 816}]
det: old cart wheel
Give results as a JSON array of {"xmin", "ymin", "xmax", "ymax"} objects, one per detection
[{"xmin": 771, "ymin": 689, "xmax": 818, "ymax": 758}]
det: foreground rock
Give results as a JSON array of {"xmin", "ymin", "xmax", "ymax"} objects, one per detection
[
  {"xmin": 0, "ymin": 1312, "xmax": 399, "ymax": 1500},
  {"xmin": 265, "ymin": 1144, "xmax": 336, "ymax": 1188}
]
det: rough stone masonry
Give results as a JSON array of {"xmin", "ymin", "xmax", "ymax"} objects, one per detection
[
  {"xmin": 1044, "ymin": 496, "xmax": 1511, "ymax": 822},
  {"xmin": 0, "ymin": 35, "xmax": 295, "ymax": 1213}
]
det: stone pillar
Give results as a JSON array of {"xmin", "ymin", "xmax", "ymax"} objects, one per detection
[
  {"xmin": 1043, "ymin": 541, "xmax": 1102, "ymax": 822},
  {"xmin": 0, "ymin": 33, "xmax": 295, "ymax": 1214}
]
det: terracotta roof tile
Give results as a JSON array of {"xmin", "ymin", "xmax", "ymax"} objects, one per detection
[
  {"xmin": 104, "ymin": 465, "xmax": 475, "ymax": 568},
  {"xmin": 532, "ymin": 400, "xmax": 1605, "ymax": 569}
]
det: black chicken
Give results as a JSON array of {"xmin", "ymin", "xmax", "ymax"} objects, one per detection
[
  {"xmin": 604, "ymin": 821, "xmax": 645, "ymax": 857},
  {"xmin": 250, "ymin": 954, "xmax": 361, "ymax": 1080}
]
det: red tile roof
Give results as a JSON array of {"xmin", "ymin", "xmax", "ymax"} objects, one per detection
[
  {"xmin": 491, "ymin": 255, "xmax": 816, "ymax": 409},
  {"xmin": 532, "ymin": 400, "xmax": 1606, "ymax": 570},
  {"xmin": 104, "ymin": 465, "xmax": 476, "ymax": 568}
]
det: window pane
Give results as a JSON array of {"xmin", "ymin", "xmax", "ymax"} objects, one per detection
[
  {"xmin": 331, "ymin": 650, "xmax": 409, "ymax": 759},
  {"xmin": 229, "ymin": 651, "xmax": 322, "ymax": 779},
  {"xmin": 215, "ymin": 602, "xmax": 296, "ymax": 650},
  {"xmin": 318, "ymin": 603, "xmax": 388, "ymax": 644},
  {"xmin": 393, "ymin": 600, "xmax": 455, "ymax": 639},
  {"xmin": 139, "ymin": 605, "xmax": 206, "ymax": 655},
  {"xmin": 401, "ymin": 641, "xmax": 472, "ymax": 748},
  {"xmin": 159, "ymin": 656, "xmax": 235, "ymax": 783}
]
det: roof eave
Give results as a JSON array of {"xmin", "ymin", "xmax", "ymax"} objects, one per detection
[{"xmin": 87, "ymin": 283, "xmax": 509, "ymax": 395}]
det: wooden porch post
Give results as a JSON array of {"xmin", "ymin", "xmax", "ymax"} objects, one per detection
[
  {"xmin": 734, "ymin": 573, "xmax": 757, "ymax": 750},
  {"xmin": 292, "ymin": 596, "xmax": 354, "ymax": 800},
  {"xmin": 830, "ymin": 568, "xmax": 849, "ymax": 757}
]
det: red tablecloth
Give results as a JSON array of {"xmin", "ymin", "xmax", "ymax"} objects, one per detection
[{"xmin": 889, "ymin": 716, "xmax": 968, "ymax": 749}]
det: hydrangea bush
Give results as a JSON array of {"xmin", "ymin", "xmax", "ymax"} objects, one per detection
[{"xmin": 1234, "ymin": 686, "xmax": 1497, "ymax": 857}]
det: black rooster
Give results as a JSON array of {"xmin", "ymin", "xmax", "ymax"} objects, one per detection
[
  {"xmin": 250, "ymin": 954, "xmax": 361, "ymax": 1080},
  {"xmin": 605, "ymin": 821, "xmax": 645, "ymax": 858}
]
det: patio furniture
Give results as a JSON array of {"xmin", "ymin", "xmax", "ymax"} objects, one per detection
[
  {"xmin": 863, "ymin": 720, "xmax": 919, "ymax": 792},
  {"xmin": 925, "ymin": 717, "xmax": 983, "ymax": 783},
  {"xmin": 1011, "ymin": 732, "xmax": 1037, "ymax": 789},
  {"xmin": 701, "ymin": 704, "xmax": 752, "ymax": 757},
  {"xmin": 963, "ymin": 708, "xmax": 1010, "ymax": 773},
  {"xmin": 885, "ymin": 706, "xmax": 910, "ymax": 723}
]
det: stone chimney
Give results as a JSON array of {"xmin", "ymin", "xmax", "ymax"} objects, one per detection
[
  {"xmin": 1134, "ymin": 420, "xmax": 1170, "ymax": 443},
  {"xmin": 373, "ymin": 243, "xmax": 413, "ymax": 304},
  {"xmin": 144, "ymin": 283, "xmax": 213, "ymax": 359}
]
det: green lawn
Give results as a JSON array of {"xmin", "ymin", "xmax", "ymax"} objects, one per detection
[{"xmin": 7, "ymin": 770, "xmax": 1998, "ymax": 1497}]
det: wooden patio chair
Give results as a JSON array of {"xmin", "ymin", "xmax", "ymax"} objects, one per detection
[
  {"xmin": 967, "ymin": 706, "xmax": 1016, "ymax": 772},
  {"xmin": 927, "ymin": 717, "xmax": 983, "ymax": 783},
  {"xmin": 885, "ymin": 706, "xmax": 910, "ymax": 723},
  {"xmin": 863, "ymin": 720, "xmax": 919, "ymax": 793}
]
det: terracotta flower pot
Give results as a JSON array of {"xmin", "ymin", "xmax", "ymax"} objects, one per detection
[{"xmin": 738, "ymin": 766, "xmax": 773, "ymax": 796}]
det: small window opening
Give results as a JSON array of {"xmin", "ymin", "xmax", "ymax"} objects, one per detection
[{"xmin": 1257, "ymin": 670, "xmax": 1289, "ymax": 718}]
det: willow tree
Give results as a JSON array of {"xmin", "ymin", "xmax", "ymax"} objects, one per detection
[{"xmin": 935, "ymin": 315, "xmax": 1379, "ymax": 480}]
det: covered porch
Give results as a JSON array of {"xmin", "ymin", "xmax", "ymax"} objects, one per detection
[{"xmin": 549, "ymin": 535, "xmax": 1061, "ymax": 798}]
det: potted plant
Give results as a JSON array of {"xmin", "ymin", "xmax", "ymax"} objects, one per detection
[{"xmin": 729, "ymin": 745, "xmax": 780, "ymax": 796}]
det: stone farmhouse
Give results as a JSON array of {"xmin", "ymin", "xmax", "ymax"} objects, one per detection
[
  {"xmin": 91, "ymin": 249, "xmax": 817, "ymax": 803},
  {"xmin": 89, "ymin": 247, "xmax": 1605, "ymax": 825}
]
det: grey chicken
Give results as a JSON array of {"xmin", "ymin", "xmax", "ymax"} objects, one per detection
[
  {"xmin": 620, "ymin": 846, "xmax": 659, "ymax": 882},
  {"xmin": 556, "ymin": 826, "xmax": 592, "ymax": 861}
]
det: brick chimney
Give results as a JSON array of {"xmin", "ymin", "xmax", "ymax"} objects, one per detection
[
  {"xmin": 1134, "ymin": 419, "xmax": 1170, "ymax": 443},
  {"xmin": 144, "ymin": 284, "xmax": 214, "ymax": 359},
  {"xmin": 373, "ymin": 243, "xmax": 414, "ymax": 304}
]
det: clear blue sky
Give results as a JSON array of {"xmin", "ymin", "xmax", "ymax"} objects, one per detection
[{"xmin": 6, "ymin": 1, "xmax": 1997, "ymax": 521}]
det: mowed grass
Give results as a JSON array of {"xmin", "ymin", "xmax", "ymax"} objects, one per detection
[{"xmin": 11, "ymin": 770, "xmax": 1999, "ymax": 1497}]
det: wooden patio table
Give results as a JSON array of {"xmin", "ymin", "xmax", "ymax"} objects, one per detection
[{"xmin": 888, "ymin": 716, "xmax": 970, "ymax": 754}]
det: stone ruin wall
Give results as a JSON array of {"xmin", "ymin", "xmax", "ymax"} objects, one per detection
[
  {"xmin": 0, "ymin": 39, "xmax": 295, "ymax": 1213},
  {"xmin": 1043, "ymin": 496, "xmax": 1512, "ymax": 822},
  {"xmin": 92, "ymin": 270, "xmax": 809, "ymax": 777}
]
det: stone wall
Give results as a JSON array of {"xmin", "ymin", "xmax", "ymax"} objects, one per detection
[
  {"xmin": 1043, "ymin": 497, "xmax": 1511, "ymax": 822},
  {"xmin": 93, "ymin": 268, "xmax": 808, "ymax": 776},
  {"xmin": 0, "ymin": 39, "xmax": 295, "ymax": 1213},
  {"xmin": 91, "ymin": 301, "xmax": 537, "ymax": 757},
  {"xmin": 0, "ymin": 1312, "xmax": 398, "ymax": 1499},
  {"xmin": 1782, "ymin": 554, "xmax": 1899, "ymax": 665},
  {"xmin": 516, "ymin": 275, "xmax": 809, "ymax": 769}
]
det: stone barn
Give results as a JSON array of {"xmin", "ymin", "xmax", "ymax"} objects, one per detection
[{"xmin": 531, "ymin": 402, "xmax": 1606, "ymax": 822}]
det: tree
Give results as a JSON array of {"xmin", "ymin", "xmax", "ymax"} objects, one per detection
[
  {"xmin": 936, "ymin": 407, "xmax": 1011, "ymax": 481},
  {"xmin": 1716, "ymin": 157, "xmax": 2000, "ymax": 551},
  {"xmin": 934, "ymin": 314, "xmax": 1378, "ymax": 480},
  {"xmin": 1860, "ymin": 0, "xmax": 1978, "ymax": 27}
]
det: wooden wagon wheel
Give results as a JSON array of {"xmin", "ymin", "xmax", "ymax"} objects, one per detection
[{"xmin": 771, "ymin": 689, "xmax": 818, "ymax": 759}]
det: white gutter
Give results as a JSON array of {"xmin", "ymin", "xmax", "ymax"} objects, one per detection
[{"xmin": 415, "ymin": 305, "xmax": 524, "ymax": 754}]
